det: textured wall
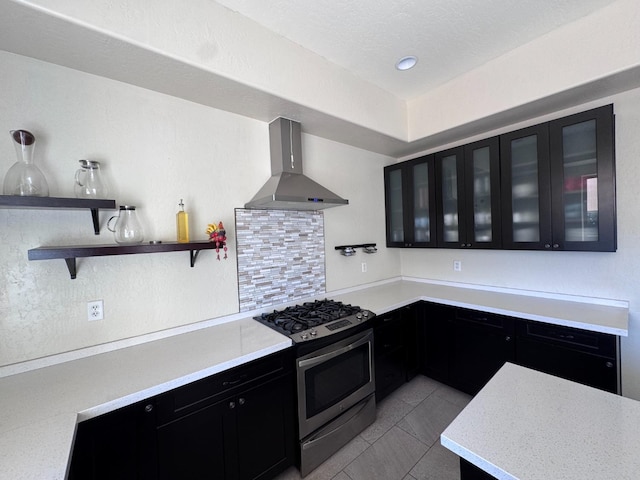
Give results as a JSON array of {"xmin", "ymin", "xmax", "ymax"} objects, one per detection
[
  {"xmin": 236, "ymin": 209, "xmax": 325, "ymax": 311},
  {"xmin": 0, "ymin": 51, "xmax": 396, "ymax": 368}
]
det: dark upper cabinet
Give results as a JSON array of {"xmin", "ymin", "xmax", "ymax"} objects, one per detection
[
  {"xmin": 435, "ymin": 137, "xmax": 502, "ymax": 249},
  {"xmin": 549, "ymin": 105, "xmax": 616, "ymax": 252},
  {"xmin": 384, "ymin": 155, "xmax": 437, "ymax": 248},
  {"xmin": 500, "ymin": 123, "xmax": 553, "ymax": 250},
  {"xmin": 501, "ymin": 104, "xmax": 616, "ymax": 251},
  {"xmin": 386, "ymin": 105, "xmax": 615, "ymax": 252}
]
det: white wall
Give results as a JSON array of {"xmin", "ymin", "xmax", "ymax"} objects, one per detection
[
  {"xmin": 401, "ymin": 88, "xmax": 640, "ymax": 399},
  {"xmin": 0, "ymin": 51, "xmax": 396, "ymax": 367}
]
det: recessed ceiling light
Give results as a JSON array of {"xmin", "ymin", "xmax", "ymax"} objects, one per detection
[{"xmin": 396, "ymin": 56, "xmax": 418, "ymax": 71}]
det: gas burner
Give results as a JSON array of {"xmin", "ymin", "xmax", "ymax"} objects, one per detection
[{"xmin": 256, "ymin": 299, "xmax": 364, "ymax": 335}]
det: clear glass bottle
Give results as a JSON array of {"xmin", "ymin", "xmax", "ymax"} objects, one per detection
[
  {"xmin": 3, "ymin": 129, "xmax": 50, "ymax": 196},
  {"xmin": 176, "ymin": 199, "xmax": 189, "ymax": 243}
]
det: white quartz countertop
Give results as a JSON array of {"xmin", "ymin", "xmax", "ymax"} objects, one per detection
[
  {"xmin": 0, "ymin": 318, "xmax": 291, "ymax": 480},
  {"xmin": 332, "ymin": 279, "xmax": 629, "ymax": 336},
  {"xmin": 441, "ymin": 362, "xmax": 640, "ymax": 480},
  {"xmin": 0, "ymin": 278, "xmax": 629, "ymax": 479}
]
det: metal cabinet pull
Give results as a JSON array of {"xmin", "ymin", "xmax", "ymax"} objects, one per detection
[
  {"xmin": 144, "ymin": 404, "xmax": 154, "ymax": 413},
  {"xmin": 229, "ymin": 401, "xmax": 236, "ymax": 409},
  {"xmin": 606, "ymin": 361, "xmax": 614, "ymax": 368},
  {"xmin": 239, "ymin": 398, "xmax": 246, "ymax": 406}
]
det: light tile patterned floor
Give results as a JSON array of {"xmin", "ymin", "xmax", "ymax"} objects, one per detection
[{"xmin": 275, "ymin": 375, "xmax": 472, "ymax": 480}]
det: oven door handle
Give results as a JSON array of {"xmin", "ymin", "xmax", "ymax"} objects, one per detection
[{"xmin": 298, "ymin": 332, "xmax": 371, "ymax": 368}]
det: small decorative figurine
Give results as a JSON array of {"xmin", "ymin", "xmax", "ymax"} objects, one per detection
[{"xmin": 206, "ymin": 221, "xmax": 227, "ymax": 260}]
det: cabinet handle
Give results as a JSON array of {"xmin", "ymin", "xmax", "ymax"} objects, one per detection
[
  {"xmin": 505, "ymin": 336, "xmax": 512, "ymax": 342},
  {"xmin": 144, "ymin": 404, "xmax": 154, "ymax": 413},
  {"xmin": 544, "ymin": 244, "xmax": 551, "ymax": 249},
  {"xmin": 606, "ymin": 361, "xmax": 614, "ymax": 368},
  {"xmin": 223, "ymin": 374, "xmax": 247, "ymax": 387},
  {"xmin": 553, "ymin": 244, "xmax": 560, "ymax": 249},
  {"xmin": 239, "ymin": 398, "xmax": 246, "ymax": 406},
  {"xmin": 229, "ymin": 401, "xmax": 236, "ymax": 409}
]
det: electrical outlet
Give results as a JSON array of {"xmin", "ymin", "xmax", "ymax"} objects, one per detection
[
  {"xmin": 87, "ymin": 300, "xmax": 104, "ymax": 321},
  {"xmin": 453, "ymin": 260, "xmax": 462, "ymax": 272},
  {"xmin": 361, "ymin": 262, "xmax": 367, "ymax": 273}
]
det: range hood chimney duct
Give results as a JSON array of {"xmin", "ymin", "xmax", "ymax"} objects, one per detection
[{"xmin": 244, "ymin": 118, "xmax": 349, "ymax": 210}]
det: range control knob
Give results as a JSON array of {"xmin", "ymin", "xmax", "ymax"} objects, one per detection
[
  {"xmin": 310, "ymin": 330, "xmax": 317, "ymax": 337},
  {"xmin": 356, "ymin": 313, "xmax": 363, "ymax": 321},
  {"xmin": 301, "ymin": 333, "xmax": 309, "ymax": 340},
  {"xmin": 362, "ymin": 310, "xmax": 369, "ymax": 318}
]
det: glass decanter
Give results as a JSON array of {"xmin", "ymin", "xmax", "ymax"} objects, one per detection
[{"xmin": 3, "ymin": 129, "xmax": 50, "ymax": 196}]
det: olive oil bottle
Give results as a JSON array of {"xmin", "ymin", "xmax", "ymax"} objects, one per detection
[{"xmin": 176, "ymin": 199, "xmax": 190, "ymax": 243}]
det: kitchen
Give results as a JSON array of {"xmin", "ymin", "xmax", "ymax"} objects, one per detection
[{"xmin": 1, "ymin": 0, "xmax": 640, "ymax": 479}]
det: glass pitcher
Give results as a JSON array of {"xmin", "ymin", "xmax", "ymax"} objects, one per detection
[
  {"xmin": 74, "ymin": 159, "xmax": 109, "ymax": 199},
  {"xmin": 107, "ymin": 206, "xmax": 145, "ymax": 244}
]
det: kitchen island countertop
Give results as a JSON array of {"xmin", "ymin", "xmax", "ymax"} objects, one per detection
[
  {"xmin": 441, "ymin": 362, "xmax": 640, "ymax": 479},
  {"xmin": 0, "ymin": 278, "xmax": 629, "ymax": 479}
]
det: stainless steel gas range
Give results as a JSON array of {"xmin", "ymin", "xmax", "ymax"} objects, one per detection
[{"xmin": 255, "ymin": 299, "xmax": 376, "ymax": 477}]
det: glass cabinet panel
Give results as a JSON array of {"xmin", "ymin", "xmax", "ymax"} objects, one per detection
[
  {"xmin": 388, "ymin": 168, "xmax": 404, "ymax": 243},
  {"xmin": 510, "ymin": 134, "xmax": 541, "ymax": 243},
  {"xmin": 412, "ymin": 162, "xmax": 431, "ymax": 242},
  {"xmin": 561, "ymin": 119, "xmax": 598, "ymax": 242},
  {"xmin": 441, "ymin": 155, "xmax": 459, "ymax": 243},
  {"xmin": 472, "ymin": 146, "xmax": 492, "ymax": 242}
]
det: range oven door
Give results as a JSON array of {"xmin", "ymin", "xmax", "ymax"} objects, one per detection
[{"xmin": 296, "ymin": 328, "xmax": 375, "ymax": 439}]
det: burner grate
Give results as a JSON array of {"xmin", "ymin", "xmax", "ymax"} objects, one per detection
[{"xmin": 256, "ymin": 299, "xmax": 361, "ymax": 334}]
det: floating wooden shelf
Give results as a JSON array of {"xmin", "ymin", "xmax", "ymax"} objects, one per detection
[
  {"xmin": 28, "ymin": 240, "xmax": 221, "ymax": 279},
  {"xmin": 0, "ymin": 195, "xmax": 116, "ymax": 234}
]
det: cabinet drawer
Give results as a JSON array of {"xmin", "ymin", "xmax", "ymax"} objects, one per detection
[
  {"xmin": 516, "ymin": 321, "xmax": 616, "ymax": 357},
  {"xmin": 156, "ymin": 349, "xmax": 292, "ymax": 424},
  {"xmin": 455, "ymin": 308, "xmax": 515, "ymax": 332}
]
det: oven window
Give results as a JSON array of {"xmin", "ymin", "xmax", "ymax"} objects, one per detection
[{"xmin": 305, "ymin": 341, "xmax": 371, "ymax": 419}]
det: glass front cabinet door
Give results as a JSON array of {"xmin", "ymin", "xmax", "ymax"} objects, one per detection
[
  {"xmin": 549, "ymin": 105, "xmax": 616, "ymax": 252},
  {"xmin": 435, "ymin": 137, "xmax": 501, "ymax": 249},
  {"xmin": 384, "ymin": 155, "xmax": 437, "ymax": 248},
  {"xmin": 500, "ymin": 124, "xmax": 552, "ymax": 249}
]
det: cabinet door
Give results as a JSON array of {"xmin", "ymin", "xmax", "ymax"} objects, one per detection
[
  {"xmin": 500, "ymin": 124, "xmax": 553, "ymax": 249},
  {"xmin": 549, "ymin": 104, "xmax": 616, "ymax": 251},
  {"xmin": 69, "ymin": 400, "xmax": 156, "ymax": 480},
  {"xmin": 421, "ymin": 302, "xmax": 455, "ymax": 384},
  {"xmin": 450, "ymin": 309, "xmax": 515, "ymax": 395},
  {"xmin": 435, "ymin": 147, "xmax": 466, "ymax": 248},
  {"xmin": 384, "ymin": 155, "xmax": 437, "ymax": 248},
  {"xmin": 374, "ymin": 311, "xmax": 406, "ymax": 401},
  {"xmin": 463, "ymin": 137, "xmax": 502, "ymax": 248},
  {"xmin": 236, "ymin": 375, "xmax": 295, "ymax": 480},
  {"xmin": 384, "ymin": 164, "xmax": 406, "ymax": 247},
  {"xmin": 407, "ymin": 156, "xmax": 437, "ymax": 247},
  {"xmin": 156, "ymin": 398, "xmax": 232, "ymax": 480}
]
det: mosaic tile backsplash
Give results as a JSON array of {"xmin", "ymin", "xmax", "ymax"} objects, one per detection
[{"xmin": 235, "ymin": 208, "xmax": 326, "ymax": 311}]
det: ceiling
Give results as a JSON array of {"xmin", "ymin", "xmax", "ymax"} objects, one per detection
[{"xmin": 214, "ymin": 0, "xmax": 618, "ymax": 100}]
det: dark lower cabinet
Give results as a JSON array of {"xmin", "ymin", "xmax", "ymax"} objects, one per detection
[
  {"xmin": 69, "ymin": 398, "xmax": 156, "ymax": 480},
  {"xmin": 156, "ymin": 374, "xmax": 293, "ymax": 480},
  {"xmin": 418, "ymin": 301, "xmax": 620, "ymax": 396},
  {"xmin": 515, "ymin": 320, "xmax": 619, "ymax": 393},
  {"xmin": 459, "ymin": 458, "xmax": 497, "ymax": 480},
  {"xmin": 450, "ymin": 308, "xmax": 515, "ymax": 396},
  {"xmin": 69, "ymin": 349, "xmax": 295, "ymax": 480},
  {"xmin": 374, "ymin": 305, "xmax": 420, "ymax": 402},
  {"xmin": 421, "ymin": 302, "xmax": 455, "ymax": 384}
]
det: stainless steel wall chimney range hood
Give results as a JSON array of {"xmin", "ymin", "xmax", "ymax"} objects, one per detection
[{"xmin": 245, "ymin": 117, "xmax": 349, "ymax": 210}]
